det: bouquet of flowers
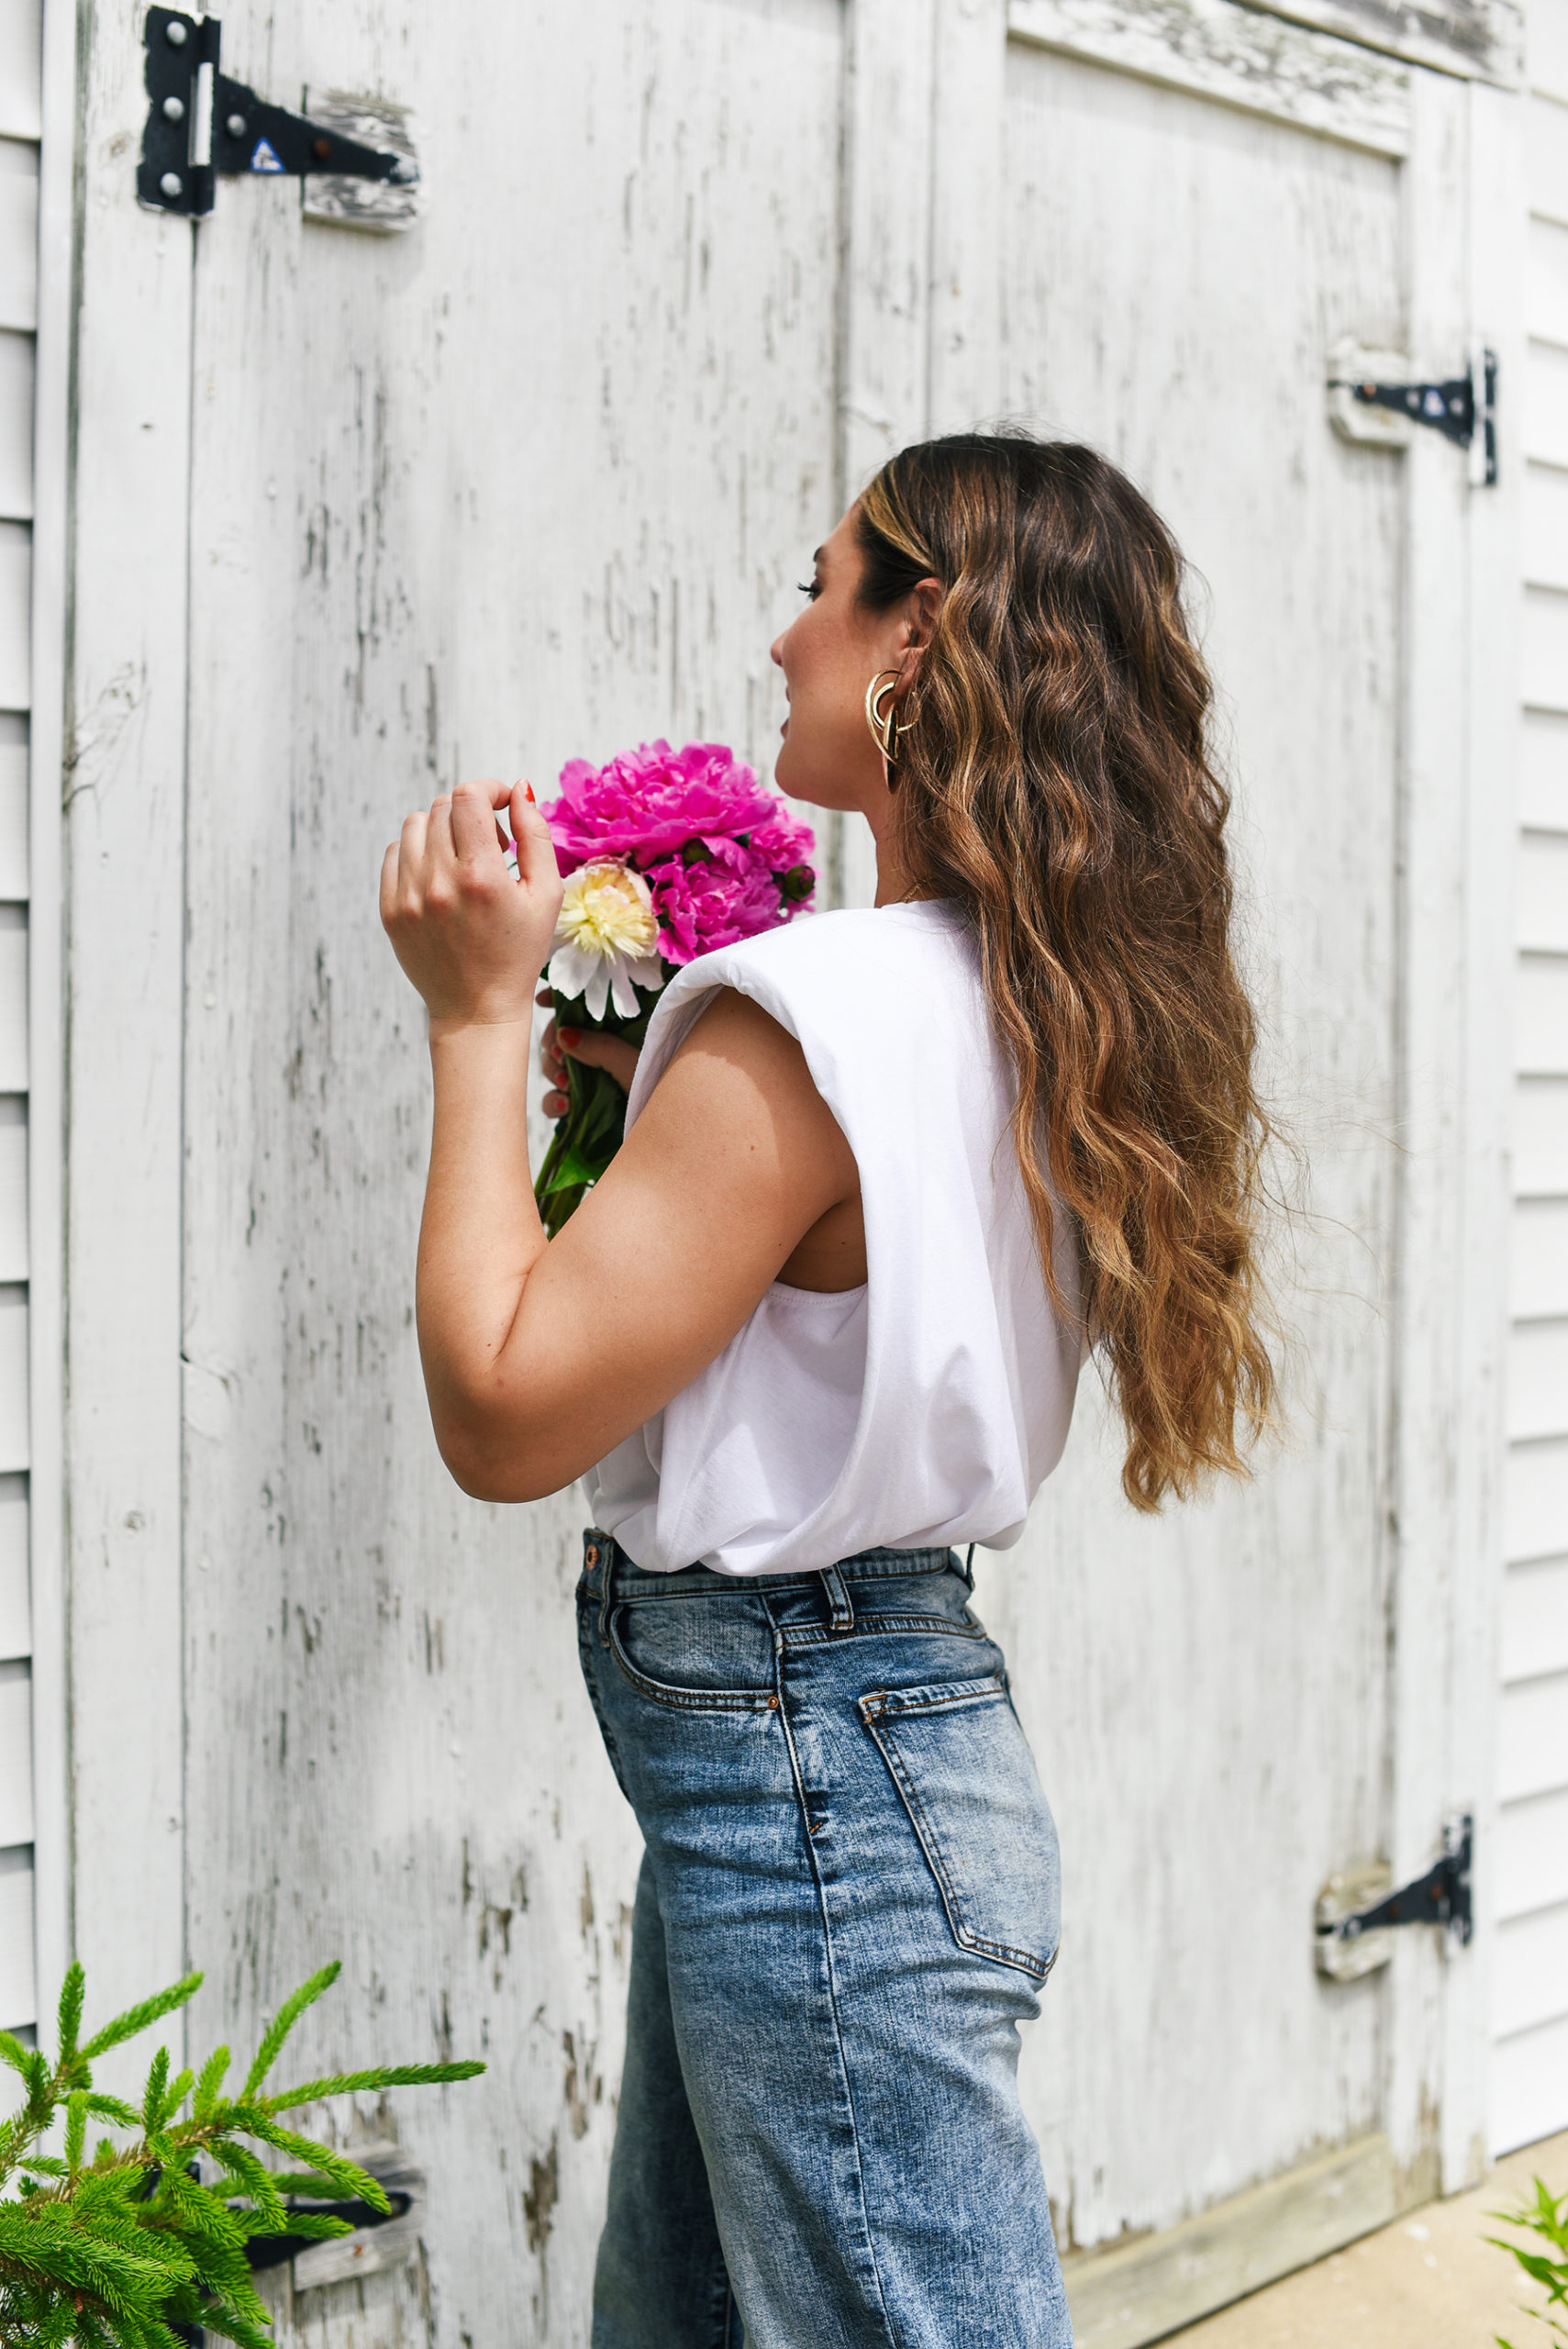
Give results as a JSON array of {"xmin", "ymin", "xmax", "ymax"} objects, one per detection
[{"xmin": 534, "ymin": 740, "xmax": 816, "ymax": 1233}]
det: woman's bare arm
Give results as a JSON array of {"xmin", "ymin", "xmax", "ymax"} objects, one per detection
[{"xmin": 384, "ymin": 781, "xmax": 857, "ymax": 1504}]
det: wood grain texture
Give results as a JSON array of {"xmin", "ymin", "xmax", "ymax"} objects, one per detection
[
  {"xmin": 1243, "ymin": 0, "xmax": 1521, "ymax": 84},
  {"xmin": 62, "ymin": 0, "xmax": 193, "ymax": 2082},
  {"xmin": 994, "ymin": 39, "xmax": 1408, "ymax": 2253},
  {"xmin": 1007, "ymin": 0, "xmax": 1414, "ymax": 154},
  {"xmin": 177, "ymin": 5, "xmax": 843, "ymax": 2340},
  {"xmin": 1062, "ymin": 2135, "xmax": 1397, "ymax": 2349}
]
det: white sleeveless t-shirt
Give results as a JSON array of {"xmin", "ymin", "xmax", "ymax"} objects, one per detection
[{"xmin": 584, "ymin": 900, "xmax": 1085, "ymax": 1577}]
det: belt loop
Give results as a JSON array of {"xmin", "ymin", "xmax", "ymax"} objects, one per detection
[
  {"xmin": 593, "ymin": 1531, "xmax": 615, "ymax": 1645},
  {"xmin": 819, "ymin": 1562, "xmax": 854, "ymax": 1634}
]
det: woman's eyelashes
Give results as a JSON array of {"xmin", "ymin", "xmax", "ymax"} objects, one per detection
[{"xmin": 797, "ymin": 577, "xmax": 822, "ymax": 601}]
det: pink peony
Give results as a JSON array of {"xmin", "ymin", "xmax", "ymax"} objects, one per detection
[
  {"xmin": 747, "ymin": 808, "xmax": 817, "ymax": 874},
  {"xmin": 647, "ymin": 851, "xmax": 793, "ymax": 965},
  {"xmin": 544, "ymin": 740, "xmax": 778, "ymax": 870}
]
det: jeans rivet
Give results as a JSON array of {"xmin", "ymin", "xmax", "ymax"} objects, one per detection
[
  {"xmin": 767, "ymin": 1694, "xmax": 779, "ymax": 1710},
  {"xmin": 585, "ymin": 1543, "xmax": 599, "ymax": 1569}
]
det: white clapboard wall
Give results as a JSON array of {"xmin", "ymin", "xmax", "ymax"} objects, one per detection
[
  {"xmin": 0, "ymin": 0, "xmax": 36, "ymax": 2042},
  {"xmin": 1496, "ymin": 0, "xmax": 1568, "ymax": 2158}
]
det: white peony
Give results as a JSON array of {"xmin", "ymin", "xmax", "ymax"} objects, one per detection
[{"xmin": 546, "ymin": 860, "xmax": 664, "ymax": 1020}]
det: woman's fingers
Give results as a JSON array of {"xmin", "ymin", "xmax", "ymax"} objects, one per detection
[{"xmin": 558, "ymin": 1028, "xmax": 641, "ymax": 1096}]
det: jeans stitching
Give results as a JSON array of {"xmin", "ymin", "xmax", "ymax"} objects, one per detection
[
  {"xmin": 783, "ymin": 1615, "xmax": 986, "ymax": 1650},
  {"xmin": 762, "ymin": 1594, "xmax": 905, "ymax": 2349},
  {"xmin": 859, "ymin": 1698, "xmax": 1051, "ymax": 1982}
]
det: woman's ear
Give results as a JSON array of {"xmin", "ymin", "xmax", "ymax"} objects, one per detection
[{"xmin": 899, "ymin": 575, "xmax": 946, "ymax": 675}]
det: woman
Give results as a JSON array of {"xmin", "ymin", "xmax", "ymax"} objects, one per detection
[{"xmin": 381, "ymin": 433, "xmax": 1273, "ymax": 2348}]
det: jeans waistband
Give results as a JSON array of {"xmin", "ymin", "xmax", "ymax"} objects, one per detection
[{"xmin": 582, "ymin": 1528, "xmax": 971, "ymax": 1603}]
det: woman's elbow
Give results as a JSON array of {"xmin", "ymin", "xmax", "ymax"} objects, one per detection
[{"xmin": 430, "ymin": 1408, "xmax": 564, "ymax": 1507}]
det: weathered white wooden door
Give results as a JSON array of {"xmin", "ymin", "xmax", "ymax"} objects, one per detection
[{"xmin": 55, "ymin": 0, "xmax": 1517, "ymax": 2343}]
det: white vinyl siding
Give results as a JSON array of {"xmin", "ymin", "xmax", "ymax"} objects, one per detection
[
  {"xmin": 1495, "ymin": 0, "xmax": 1568, "ymax": 2157},
  {"xmin": 0, "ymin": 0, "xmax": 37, "ymax": 2039}
]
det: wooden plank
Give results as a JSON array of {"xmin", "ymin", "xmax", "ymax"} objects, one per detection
[
  {"xmin": 1507, "ymin": 1319, "xmax": 1568, "ymax": 1438},
  {"xmin": 1062, "ymin": 2136, "xmax": 1398, "ymax": 2349},
  {"xmin": 1529, "ymin": 92, "xmax": 1568, "ymax": 223},
  {"xmin": 1525, "ymin": 461, "xmax": 1568, "ymax": 591},
  {"xmin": 1492, "ymin": 2009, "xmax": 1568, "ymax": 2152},
  {"xmin": 0, "ymin": 1104, "xmax": 27, "ymax": 1285},
  {"xmin": 0, "ymin": 739, "xmax": 25, "ymax": 899},
  {"xmin": 1496, "ymin": 1666, "xmax": 1568, "ymax": 1798},
  {"xmin": 0, "ymin": 1475, "xmax": 28, "ymax": 1661},
  {"xmin": 61, "ymin": 0, "xmax": 193, "ymax": 2072},
  {"xmin": 0, "ymin": 1657, "xmax": 30, "ymax": 1845},
  {"xmin": 1523, "ymin": 584, "xmax": 1568, "ymax": 708},
  {"xmin": 1494, "ymin": 1902, "xmax": 1568, "ymax": 2049},
  {"xmin": 0, "ymin": 1287, "xmax": 24, "ymax": 1475},
  {"xmin": 1512, "ymin": 1198, "xmax": 1568, "ymax": 1316},
  {"xmin": 1497, "ymin": 1785, "xmax": 1568, "ymax": 1917},
  {"xmin": 1529, "ymin": 218, "xmax": 1568, "ymax": 351},
  {"xmin": 0, "ymin": 1843, "xmax": 33, "ymax": 2029},
  {"xmin": 0, "ymin": 0, "xmax": 40, "ymax": 143},
  {"xmin": 1518, "ymin": 954, "xmax": 1568, "ymax": 1071},
  {"xmin": 27, "ymin": 0, "xmax": 75, "ymax": 2050},
  {"xmin": 1506, "ymin": 1433, "xmax": 1568, "ymax": 1559},
  {"xmin": 0, "ymin": 911, "xmax": 24, "ymax": 1092},
  {"xmin": 1533, "ymin": 0, "xmax": 1568, "ymax": 99},
  {"xmin": 0, "ymin": 526, "xmax": 28, "ymax": 711},
  {"xmin": 1522, "ymin": 707, "xmax": 1568, "ymax": 825},
  {"xmin": 929, "ymin": 0, "xmax": 1006, "ymax": 436},
  {"xmin": 1519, "ymin": 831, "xmax": 1568, "ymax": 948},
  {"xmin": 1240, "ymin": 0, "xmax": 1519, "ymax": 83},
  {"xmin": 1515, "ymin": 1074, "xmax": 1568, "ymax": 1191},
  {"xmin": 1007, "ymin": 0, "xmax": 1412, "ymax": 155},
  {"xmin": 0, "ymin": 165, "xmax": 33, "ymax": 336},
  {"xmin": 0, "ymin": 331, "xmax": 31, "ymax": 525},
  {"xmin": 1501, "ymin": 1553, "xmax": 1568, "ymax": 1681},
  {"xmin": 836, "ymin": 0, "xmax": 935, "ymax": 912}
]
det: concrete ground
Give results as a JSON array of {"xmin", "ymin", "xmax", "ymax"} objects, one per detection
[{"xmin": 1168, "ymin": 2132, "xmax": 1568, "ymax": 2347}]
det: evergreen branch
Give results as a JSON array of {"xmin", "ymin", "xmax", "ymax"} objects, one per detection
[
  {"xmin": 242, "ymin": 1963, "xmax": 340, "ymax": 2097},
  {"xmin": 139, "ymin": 2054, "xmax": 168, "ymax": 2140},
  {"xmin": 228, "ymin": 2121, "xmax": 388, "ymax": 2215},
  {"xmin": 54, "ymin": 1969, "xmax": 83, "ymax": 2068},
  {"xmin": 81, "ymin": 1976, "xmax": 203, "ymax": 2064},
  {"xmin": 191, "ymin": 2046, "xmax": 229, "ymax": 2121},
  {"xmin": 263, "ymin": 2059, "xmax": 484, "ymax": 2111}
]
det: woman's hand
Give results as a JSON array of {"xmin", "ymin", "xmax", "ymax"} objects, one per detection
[
  {"xmin": 381, "ymin": 781, "xmax": 562, "ymax": 1035},
  {"xmin": 536, "ymin": 989, "xmax": 640, "ymax": 1117}
]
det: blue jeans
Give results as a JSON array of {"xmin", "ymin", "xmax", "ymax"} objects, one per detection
[{"xmin": 576, "ymin": 1530, "xmax": 1073, "ymax": 2348}]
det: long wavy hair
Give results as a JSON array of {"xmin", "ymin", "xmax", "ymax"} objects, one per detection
[{"xmin": 858, "ymin": 432, "xmax": 1274, "ymax": 1509}]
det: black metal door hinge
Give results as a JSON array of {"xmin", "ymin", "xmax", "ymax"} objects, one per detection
[
  {"xmin": 138, "ymin": 7, "xmax": 417, "ymax": 220},
  {"xmin": 1329, "ymin": 343, "xmax": 1497, "ymax": 485},
  {"xmin": 1315, "ymin": 1814, "xmax": 1473, "ymax": 1980}
]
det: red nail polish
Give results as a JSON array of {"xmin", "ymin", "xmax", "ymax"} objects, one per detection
[
  {"xmin": 559, "ymin": 1028, "xmax": 580, "ymax": 1048},
  {"xmin": 523, "ymin": 781, "xmax": 536, "ymax": 803}
]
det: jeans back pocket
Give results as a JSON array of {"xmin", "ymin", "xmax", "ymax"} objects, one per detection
[{"xmin": 860, "ymin": 1675, "xmax": 1061, "ymax": 1981}]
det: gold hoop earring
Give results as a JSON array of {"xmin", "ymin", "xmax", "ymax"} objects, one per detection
[{"xmin": 865, "ymin": 669, "xmax": 910, "ymax": 773}]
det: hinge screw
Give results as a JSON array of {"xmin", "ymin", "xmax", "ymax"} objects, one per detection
[
  {"xmin": 161, "ymin": 95, "xmax": 184, "ymax": 121},
  {"xmin": 160, "ymin": 171, "xmax": 183, "ymax": 197},
  {"xmin": 165, "ymin": 17, "xmax": 187, "ymax": 40},
  {"xmin": 226, "ymin": 113, "xmax": 247, "ymax": 138}
]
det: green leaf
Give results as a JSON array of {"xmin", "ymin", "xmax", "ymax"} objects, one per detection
[
  {"xmin": 242, "ymin": 1964, "xmax": 341, "ymax": 2097},
  {"xmin": 0, "ymin": 2029, "xmax": 33, "ymax": 2080},
  {"xmin": 231, "ymin": 2120, "xmax": 389, "ymax": 2215},
  {"xmin": 193, "ymin": 2043, "xmax": 231, "ymax": 2121},
  {"xmin": 83, "ymin": 2092, "xmax": 139, "ymax": 2129},
  {"xmin": 265, "ymin": 2058, "xmax": 484, "ymax": 2110},
  {"xmin": 141, "ymin": 2047, "xmax": 170, "ymax": 2134},
  {"xmin": 56, "ymin": 1962, "xmax": 85, "ymax": 2064},
  {"xmin": 64, "ymin": 2089, "xmax": 87, "ymax": 2173},
  {"xmin": 82, "ymin": 1971, "xmax": 203, "ymax": 2062}
]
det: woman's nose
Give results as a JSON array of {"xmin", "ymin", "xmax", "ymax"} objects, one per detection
[{"xmin": 770, "ymin": 632, "xmax": 784, "ymax": 668}]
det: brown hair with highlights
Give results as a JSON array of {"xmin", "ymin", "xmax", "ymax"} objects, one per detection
[{"xmin": 858, "ymin": 432, "xmax": 1274, "ymax": 1509}]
